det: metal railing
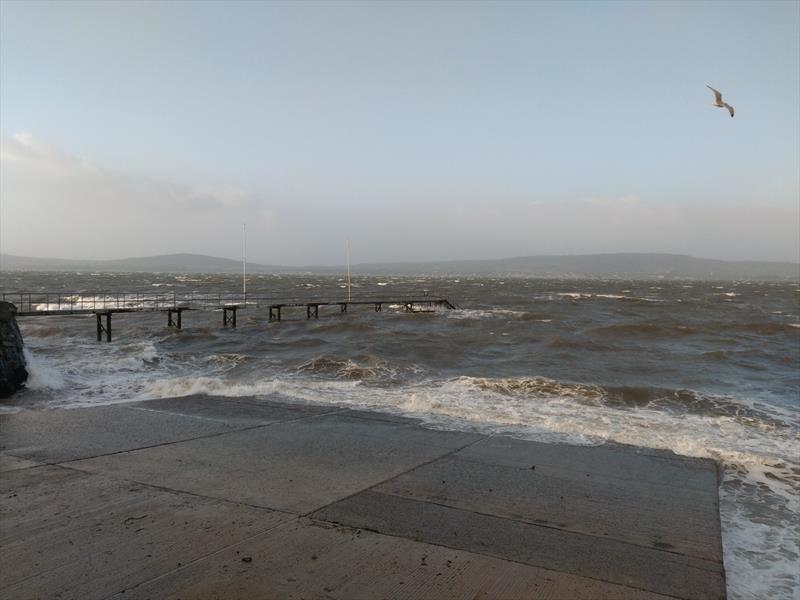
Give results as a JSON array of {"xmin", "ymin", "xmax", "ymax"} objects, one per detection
[
  {"xmin": 2, "ymin": 291, "xmax": 243, "ymax": 315},
  {"xmin": 2, "ymin": 288, "xmax": 454, "ymax": 316}
]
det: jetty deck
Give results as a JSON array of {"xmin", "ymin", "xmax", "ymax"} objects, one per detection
[
  {"xmin": 3, "ymin": 291, "xmax": 456, "ymax": 316},
  {"xmin": 0, "ymin": 395, "xmax": 727, "ymax": 599},
  {"xmin": 4, "ymin": 291, "xmax": 457, "ymax": 341}
]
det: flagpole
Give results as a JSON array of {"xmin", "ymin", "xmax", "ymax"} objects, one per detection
[
  {"xmin": 242, "ymin": 223, "xmax": 247, "ymax": 305},
  {"xmin": 346, "ymin": 239, "xmax": 351, "ymax": 302}
]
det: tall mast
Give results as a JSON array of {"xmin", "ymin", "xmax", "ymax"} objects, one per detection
[
  {"xmin": 346, "ymin": 239, "xmax": 352, "ymax": 302},
  {"xmin": 242, "ymin": 222, "xmax": 247, "ymax": 304}
]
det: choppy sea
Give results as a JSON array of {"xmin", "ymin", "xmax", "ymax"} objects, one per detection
[{"xmin": 2, "ymin": 271, "xmax": 798, "ymax": 600}]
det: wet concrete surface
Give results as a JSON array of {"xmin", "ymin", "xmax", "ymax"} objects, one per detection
[{"xmin": 0, "ymin": 395, "xmax": 726, "ymax": 599}]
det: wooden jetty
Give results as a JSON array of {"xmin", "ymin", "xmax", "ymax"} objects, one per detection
[
  {"xmin": 266, "ymin": 298, "xmax": 456, "ymax": 322},
  {"xmin": 2, "ymin": 292, "xmax": 457, "ymax": 342}
]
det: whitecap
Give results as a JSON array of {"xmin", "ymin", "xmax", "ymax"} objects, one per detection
[{"xmin": 22, "ymin": 348, "xmax": 65, "ymax": 391}]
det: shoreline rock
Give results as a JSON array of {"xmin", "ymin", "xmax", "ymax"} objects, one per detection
[{"xmin": 0, "ymin": 301, "xmax": 28, "ymax": 398}]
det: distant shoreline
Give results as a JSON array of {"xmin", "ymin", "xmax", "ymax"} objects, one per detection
[{"xmin": 2, "ymin": 252, "xmax": 798, "ymax": 281}]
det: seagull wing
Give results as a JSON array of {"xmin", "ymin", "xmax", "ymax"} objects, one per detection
[
  {"xmin": 706, "ymin": 85, "xmax": 723, "ymax": 103},
  {"xmin": 723, "ymin": 102, "xmax": 734, "ymax": 117}
]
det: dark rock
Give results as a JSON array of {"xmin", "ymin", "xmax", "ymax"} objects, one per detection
[{"xmin": 0, "ymin": 302, "xmax": 28, "ymax": 398}]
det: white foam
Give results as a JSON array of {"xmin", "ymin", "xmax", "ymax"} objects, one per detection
[
  {"xmin": 720, "ymin": 478, "xmax": 800, "ymax": 600},
  {"xmin": 447, "ymin": 308, "xmax": 530, "ymax": 320},
  {"xmin": 446, "ymin": 309, "xmax": 495, "ymax": 320},
  {"xmin": 34, "ymin": 302, "xmax": 66, "ymax": 312},
  {"xmin": 141, "ymin": 376, "xmax": 238, "ymax": 398},
  {"xmin": 110, "ymin": 342, "xmax": 159, "ymax": 370},
  {"xmin": 22, "ymin": 348, "xmax": 65, "ymax": 391},
  {"xmin": 182, "ymin": 373, "xmax": 795, "ymax": 600},
  {"xmin": 492, "ymin": 309, "xmax": 528, "ymax": 317},
  {"xmin": 10, "ymin": 336, "xmax": 799, "ymax": 599},
  {"xmin": 139, "ymin": 375, "xmax": 358, "ymax": 402},
  {"xmin": 549, "ymin": 292, "xmax": 662, "ymax": 303},
  {"xmin": 139, "ymin": 374, "xmax": 797, "ymax": 486}
]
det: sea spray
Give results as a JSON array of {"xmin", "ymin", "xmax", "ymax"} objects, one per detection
[{"xmin": 21, "ymin": 347, "xmax": 65, "ymax": 392}]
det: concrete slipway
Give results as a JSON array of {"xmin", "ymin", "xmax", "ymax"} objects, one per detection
[{"xmin": 0, "ymin": 395, "xmax": 726, "ymax": 599}]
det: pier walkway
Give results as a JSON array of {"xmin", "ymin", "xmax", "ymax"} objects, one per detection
[
  {"xmin": 0, "ymin": 395, "xmax": 727, "ymax": 599},
  {"xmin": 2, "ymin": 291, "xmax": 457, "ymax": 341}
]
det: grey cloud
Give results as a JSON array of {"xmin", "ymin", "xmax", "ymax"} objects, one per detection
[
  {"xmin": 1, "ymin": 134, "xmax": 797, "ymax": 265},
  {"xmin": 0, "ymin": 134, "xmax": 277, "ymax": 260}
]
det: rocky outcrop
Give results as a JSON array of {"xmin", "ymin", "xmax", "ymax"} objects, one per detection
[{"xmin": 0, "ymin": 301, "xmax": 27, "ymax": 398}]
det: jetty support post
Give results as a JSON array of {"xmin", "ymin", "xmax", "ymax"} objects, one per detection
[
  {"xmin": 374, "ymin": 302, "xmax": 382, "ymax": 312},
  {"xmin": 96, "ymin": 311, "xmax": 112, "ymax": 342},
  {"xmin": 269, "ymin": 305, "xmax": 282, "ymax": 322},
  {"xmin": 306, "ymin": 304, "xmax": 319, "ymax": 319},
  {"xmin": 223, "ymin": 306, "xmax": 237, "ymax": 328},
  {"xmin": 167, "ymin": 308, "xmax": 183, "ymax": 329},
  {"xmin": 340, "ymin": 303, "xmax": 347, "ymax": 313}
]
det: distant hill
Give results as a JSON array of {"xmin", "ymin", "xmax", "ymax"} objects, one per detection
[
  {"xmin": 359, "ymin": 254, "xmax": 800, "ymax": 280},
  {"xmin": 1, "ymin": 252, "xmax": 798, "ymax": 280},
  {"xmin": 0, "ymin": 253, "xmax": 286, "ymax": 274}
]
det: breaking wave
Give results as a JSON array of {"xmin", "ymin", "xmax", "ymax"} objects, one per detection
[
  {"xmin": 588, "ymin": 322, "xmax": 701, "ymax": 337},
  {"xmin": 8, "ymin": 275, "xmax": 800, "ymax": 600},
  {"xmin": 21, "ymin": 348, "xmax": 65, "ymax": 391},
  {"xmin": 295, "ymin": 354, "xmax": 423, "ymax": 383}
]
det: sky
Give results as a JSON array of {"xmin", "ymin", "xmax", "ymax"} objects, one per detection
[{"xmin": 1, "ymin": 0, "xmax": 798, "ymax": 266}]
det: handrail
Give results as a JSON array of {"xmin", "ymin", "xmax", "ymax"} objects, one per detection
[{"xmin": 2, "ymin": 289, "xmax": 456, "ymax": 315}]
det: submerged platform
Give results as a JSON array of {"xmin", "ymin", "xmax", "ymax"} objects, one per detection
[{"xmin": 0, "ymin": 396, "xmax": 726, "ymax": 599}]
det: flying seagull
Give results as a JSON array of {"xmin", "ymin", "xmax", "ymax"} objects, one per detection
[{"xmin": 707, "ymin": 85, "xmax": 734, "ymax": 117}]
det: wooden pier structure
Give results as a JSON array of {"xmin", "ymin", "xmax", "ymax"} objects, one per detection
[{"xmin": 2, "ymin": 292, "xmax": 457, "ymax": 342}]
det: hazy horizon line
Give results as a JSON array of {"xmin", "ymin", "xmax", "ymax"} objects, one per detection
[{"xmin": 2, "ymin": 250, "xmax": 798, "ymax": 268}]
